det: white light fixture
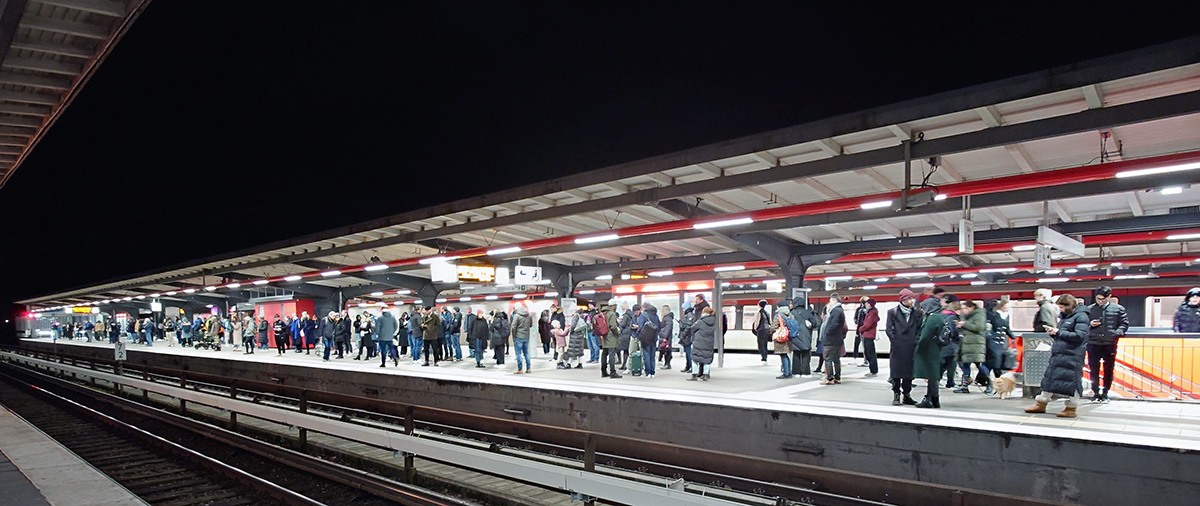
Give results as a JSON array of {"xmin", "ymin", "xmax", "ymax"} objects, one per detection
[
  {"xmin": 487, "ymin": 246, "xmax": 522, "ymax": 256},
  {"xmin": 1113, "ymin": 274, "xmax": 1150, "ymax": 280},
  {"xmin": 1065, "ymin": 268, "xmax": 1078, "ymax": 274},
  {"xmin": 253, "ymin": 280, "xmax": 269, "ymax": 286},
  {"xmin": 693, "ymin": 217, "xmax": 753, "ymax": 230},
  {"xmin": 205, "ymin": 304, "xmax": 214, "ymax": 309},
  {"xmin": 1162, "ymin": 186, "xmax": 1184, "ymax": 195},
  {"xmin": 892, "ymin": 251, "xmax": 937, "ymax": 260},
  {"xmin": 370, "ymin": 292, "xmax": 384, "ymax": 297},
  {"xmin": 960, "ymin": 273, "xmax": 978, "ymax": 279},
  {"xmin": 620, "ymin": 274, "xmax": 631, "ymax": 280},
  {"xmin": 545, "ymin": 291, "xmax": 559, "ymax": 297},
  {"xmin": 1115, "ymin": 161, "xmax": 1200, "ymax": 178},
  {"xmin": 861, "ymin": 285, "xmax": 878, "ymax": 290},
  {"xmin": 435, "ymin": 298, "xmax": 447, "ymax": 303},
  {"xmin": 1039, "ymin": 277, "xmax": 1070, "ymax": 283},
  {"xmin": 320, "ymin": 270, "xmax": 341, "ymax": 277},
  {"xmin": 1110, "ymin": 262, "xmax": 1123, "ymax": 266},
  {"xmin": 358, "ymin": 303, "xmax": 368, "ymax": 308},
  {"xmin": 574, "ymin": 234, "xmax": 619, "ymax": 245},
  {"xmin": 226, "ymin": 283, "xmax": 241, "ymax": 289},
  {"xmin": 721, "ymin": 282, "xmax": 731, "ymax": 287},
  {"xmin": 485, "ymin": 295, "xmax": 499, "ymax": 300},
  {"xmin": 204, "ymin": 286, "xmax": 217, "ymax": 292},
  {"xmin": 897, "ymin": 272, "xmax": 929, "ymax": 278},
  {"xmin": 419, "ymin": 256, "xmax": 450, "ymax": 265},
  {"xmin": 825, "ymin": 275, "xmax": 853, "ymax": 281},
  {"xmin": 648, "ymin": 270, "xmax": 673, "ymax": 277},
  {"xmin": 1167, "ymin": 233, "xmax": 1200, "ymax": 241},
  {"xmin": 182, "ymin": 289, "xmax": 196, "ymax": 294},
  {"xmin": 713, "ymin": 265, "xmax": 745, "ymax": 272},
  {"xmin": 1012, "ymin": 245, "xmax": 1037, "ymax": 252},
  {"xmin": 934, "ymin": 193, "xmax": 948, "ymax": 201},
  {"xmin": 459, "ymin": 296, "xmax": 471, "ymax": 301},
  {"xmin": 595, "ymin": 274, "xmax": 613, "ymax": 280},
  {"xmin": 873, "ymin": 277, "xmax": 889, "ymax": 283},
  {"xmin": 512, "ymin": 293, "xmax": 526, "ymax": 299},
  {"xmin": 971, "ymin": 280, "xmax": 987, "ymax": 286},
  {"xmin": 284, "ymin": 275, "xmax": 302, "ymax": 282},
  {"xmin": 397, "ymin": 289, "xmax": 412, "ymax": 295},
  {"xmin": 136, "ymin": 295, "xmax": 145, "ymax": 299},
  {"xmin": 1075, "ymin": 263, "xmax": 1097, "ymax": 268},
  {"xmin": 979, "ymin": 268, "xmax": 1017, "ymax": 273},
  {"xmin": 578, "ymin": 289, "xmax": 596, "ymax": 295},
  {"xmin": 860, "ymin": 200, "xmax": 892, "ymax": 210},
  {"xmin": 910, "ymin": 283, "xmax": 935, "ymax": 288},
  {"xmin": 364, "ymin": 263, "xmax": 389, "ymax": 271},
  {"xmin": 148, "ymin": 293, "xmax": 160, "ymax": 298},
  {"xmin": 1042, "ymin": 269, "xmax": 1061, "ymax": 275}
]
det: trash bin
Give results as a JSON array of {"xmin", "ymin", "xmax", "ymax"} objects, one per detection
[{"xmin": 1021, "ymin": 333, "xmax": 1052, "ymax": 398}]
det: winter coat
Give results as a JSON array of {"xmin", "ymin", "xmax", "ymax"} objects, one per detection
[
  {"xmin": 886, "ymin": 305, "xmax": 923, "ymax": 379},
  {"xmin": 859, "ymin": 307, "xmax": 879, "ymax": 339},
  {"xmin": 659, "ymin": 312, "xmax": 675, "ymax": 347},
  {"xmin": 601, "ymin": 309, "xmax": 620, "ymax": 348},
  {"xmin": 470, "ymin": 316, "xmax": 489, "ymax": 345},
  {"xmin": 181, "ymin": 320, "xmax": 194, "ymax": 339},
  {"xmin": 677, "ymin": 309, "xmax": 696, "ymax": 347},
  {"xmin": 635, "ymin": 306, "xmax": 661, "ymax": 348},
  {"xmin": 617, "ymin": 310, "xmax": 634, "ymax": 349},
  {"xmin": 301, "ymin": 318, "xmax": 317, "ymax": 342},
  {"xmin": 205, "ymin": 318, "xmax": 220, "ymax": 339},
  {"xmin": 919, "ymin": 296, "xmax": 942, "ymax": 315},
  {"xmin": 551, "ymin": 327, "xmax": 568, "ymax": 349},
  {"xmin": 551, "ymin": 311, "xmax": 566, "ymax": 331},
  {"xmin": 1041, "ymin": 306, "xmax": 1091, "ymax": 397},
  {"xmin": 1176, "ymin": 302, "xmax": 1200, "ymax": 333},
  {"xmin": 987, "ymin": 309, "xmax": 1014, "ymax": 339},
  {"xmin": 407, "ymin": 314, "xmax": 422, "ymax": 340},
  {"xmin": 690, "ymin": 314, "xmax": 717, "ymax": 365},
  {"xmin": 564, "ymin": 314, "xmax": 588, "ymax": 360},
  {"xmin": 1033, "ymin": 300, "xmax": 1058, "ymax": 333},
  {"xmin": 538, "ymin": 317, "xmax": 553, "ymax": 346},
  {"xmin": 336, "ymin": 317, "xmax": 352, "ymax": 344},
  {"xmin": 375, "ymin": 312, "xmax": 397, "ymax": 342},
  {"xmin": 939, "ymin": 311, "xmax": 960, "ymax": 359},
  {"xmin": 821, "ymin": 304, "xmax": 847, "ymax": 350},
  {"xmin": 751, "ymin": 307, "xmax": 771, "ymax": 344},
  {"xmin": 290, "ymin": 318, "xmax": 300, "ymax": 341},
  {"xmin": 957, "ymin": 307, "xmax": 987, "ymax": 364},
  {"xmin": 913, "ymin": 311, "xmax": 946, "ymax": 381},
  {"xmin": 259, "ymin": 319, "xmax": 270, "ymax": 339},
  {"xmin": 773, "ymin": 315, "xmax": 794, "ymax": 354},
  {"xmin": 488, "ymin": 316, "xmax": 509, "ymax": 347},
  {"xmin": 790, "ymin": 308, "xmax": 819, "ymax": 352},
  {"xmin": 1086, "ymin": 303, "xmax": 1129, "ymax": 346},
  {"xmin": 511, "ymin": 307, "xmax": 533, "ymax": 340},
  {"xmin": 272, "ymin": 320, "xmax": 287, "ymax": 342},
  {"xmin": 241, "ymin": 318, "xmax": 255, "ymax": 339},
  {"xmin": 421, "ymin": 313, "xmax": 441, "ymax": 341}
]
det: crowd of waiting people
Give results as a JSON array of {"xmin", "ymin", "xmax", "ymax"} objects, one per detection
[{"xmin": 46, "ymin": 286, "xmax": 1200, "ymax": 418}]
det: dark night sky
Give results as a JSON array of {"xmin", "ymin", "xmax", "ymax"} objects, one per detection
[{"xmin": 3, "ymin": 2, "xmax": 1199, "ymax": 329}]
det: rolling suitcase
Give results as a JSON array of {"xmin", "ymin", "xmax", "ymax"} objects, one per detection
[{"xmin": 629, "ymin": 349, "xmax": 644, "ymax": 376}]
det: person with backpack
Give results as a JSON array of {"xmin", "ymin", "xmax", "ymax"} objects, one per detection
[
  {"xmin": 771, "ymin": 306, "xmax": 797, "ymax": 379},
  {"xmin": 618, "ymin": 303, "xmax": 638, "ymax": 370},
  {"xmin": 657, "ymin": 305, "xmax": 675, "ymax": 370},
  {"xmin": 677, "ymin": 305, "xmax": 696, "ymax": 374},
  {"xmin": 510, "ymin": 305, "xmax": 534, "ymax": 374},
  {"xmin": 632, "ymin": 302, "xmax": 661, "ymax": 378},
  {"xmin": 914, "ymin": 294, "xmax": 959, "ymax": 408},
  {"xmin": 599, "ymin": 303, "xmax": 621, "ymax": 379},
  {"xmin": 938, "ymin": 295, "xmax": 963, "ymax": 389},
  {"xmin": 751, "ymin": 300, "xmax": 772, "ymax": 365},
  {"xmin": 788, "ymin": 301, "xmax": 820, "ymax": 377}
]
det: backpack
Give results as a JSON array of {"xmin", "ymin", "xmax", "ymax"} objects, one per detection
[
  {"xmin": 935, "ymin": 315, "xmax": 957, "ymax": 347},
  {"xmin": 755, "ymin": 309, "xmax": 770, "ymax": 338},
  {"xmin": 593, "ymin": 311, "xmax": 609, "ymax": 336}
]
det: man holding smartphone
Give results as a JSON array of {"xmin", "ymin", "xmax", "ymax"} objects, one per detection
[{"xmin": 1086, "ymin": 286, "xmax": 1129, "ymax": 403}]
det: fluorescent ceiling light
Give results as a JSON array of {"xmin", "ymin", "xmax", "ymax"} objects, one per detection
[
  {"xmin": 419, "ymin": 256, "xmax": 450, "ymax": 265},
  {"xmin": 1161, "ymin": 186, "xmax": 1184, "ymax": 195},
  {"xmin": 253, "ymin": 280, "xmax": 269, "ymax": 286},
  {"xmin": 206, "ymin": 304, "xmax": 214, "ymax": 309},
  {"xmin": 620, "ymin": 274, "xmax": 631, "ymax": 280},
  {"xmin": 1167, "ymin": 233, "xmax": 1200, "ymax": 241},
  {"xmin": 364, "ymin": 264, "xmax": 389, "ymax": 271},
  {"xmin": 861, "ymin": 285, "xmax": 878, "ymax": 290},
  {"xmin": 396, "ymin": 289, "xmax": 412, "ymax": 295},
  {"xmin": 1064, "ymin": 269, "xmax": 1078, "ymax": 274},
  {"xmin": 1042, "ymin": 269, "xmax": 1061, "ymax": 275},
  {"xmin": 226, "ymin": 283, "xmax": 241, "ymax": 289},
  {"xmin": 934, "ymin": 193, "xmax": 947, "ymax": 201},
  {"xmin": 825, "ymin": 275, "xmax": 853, "ymax": 281},
  {"xmin": 459, "ymin": 297, "xmax": 471, "ymax": 301},
  {"xmin": 1110, "ymin": 262, "xmax": 1122, "ymax": 266},
  {"xmin": 1039, "ymin": 277, "xmax": 1070, "ymax": 283},
  {"xmin": 574, "ymin": 234, "xmax": 619, "ymax": 245},
  {"xmin": 897, "ymin": 272, "xmax": 929, "ymax": 278},
  {"xmin": 136, "ymin": 295, "xmax": 145, "ymax": 299},
  {"xmin": 1113, "ymin": 274, "xmax": 1150, "ymax": 280},
  {"xmin": 910, "ymin": 283, "xmax": 935, "ymax": 288},
  {"xmin": 578, "ymin": 289, "xmax": 596, "ymax": 295},
  {"xmin": 648, "ymin": 270, "xmax": 673, "ymax": 277},
  {"xmin": 1115, "ymin": 161, "xmax": 1200, "ymax": 178},
  {"xmin": 860, "ymin": 200, "xmax": 892, "ymax": 210},
  {"xmin": 358, "ymin": 303, "xmax": 368, "ymax": 308},
  {"xmin": 370, "ymin": 292, "xmax": 384, "ymax": 297},
  {"xmin": 979, "ymin": 268, "xmax": 1017, "ymax": 273},
  {"xmin": 182, "ymin": 289, "xmax": 196, "ymax": 294},
  {"xmin": 148, "ymin": 293, "xmax": 160, "ymax": 298},
  {"xmin": 693, "ymin": 217, "xmax": 753, "ymax": 230},
  {"xmin": 545, "ymin": 291, "xmax": 559, "ymax": 297},
  {"xmin": 284, "ymin": 275, "xmax": 302, "ymax": 282},
  {"xmin": 1075, "ymin": 263, "xmax": 1097, "ymax": 268},
  {"xmin": 320, "ymin": 270, "xmax": 341, "ymax": 277},
  {"xmin": 873, "ymin": 277, "xmax": 889, "ymax": 283},
  {"xmin": 595, "ymin": 274, "xmax": 613, "ymax": 280},
  {"xmin": 512, "ymin": 294, "xmax": 526, "ymax": 299},
  {"xmin": 435, "ymin": 298, "xmax": 447, "ymax": 303},
  {"xmin": 485, "ymin": 295, "xmax": 499, "ymax": 300},
  {"xmin": 122, "ymin": 297, "xmax": 132, "ymax": 301},
  {"xmin": 204, "ymin": 286, "xmax": 217, "ymax": 291},
  {"xmin": 960, "ymin": 273, "xmax": 978, "ymax": 279},
  {"xmin": 1012, "ymin": 245, "xmax": 1037, "ymax": 252},
  {"xmin": 487, "ymin": 246, "xmax": 522, "ymax": 256},
  {"xmin": 970, "ymin": 280, "xmax": 987, "ymax": 286},
  {"xmin": 713, "ymin": 265, "xmax": 745, "ymax": 272},
  {"xmin": 892, "ymin": 251, "xmax": 937, "ymax": 260}
]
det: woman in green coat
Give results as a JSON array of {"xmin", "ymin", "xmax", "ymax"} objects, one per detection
[
  {"xmin": 915, "ymin": 295, "xmax": 960, "ymax": 408},
  {"xmin": 954, "ymin": 300, "xmax": 992, "ymax": 395}
]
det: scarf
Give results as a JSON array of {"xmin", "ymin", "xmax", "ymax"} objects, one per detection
[{"xmin": 898, "ymin": 302, "xmax": 913, "ymax": 317}]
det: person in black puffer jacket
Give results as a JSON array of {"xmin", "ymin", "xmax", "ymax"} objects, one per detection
[
  {"xmin": 1085, "ymin": 286, "xmax": 1129, "ymax": 402},
  {"xmin": 1026, "ymin": 294, "xmax": 1091, "ymax": 418},
  {"xmin": 1174, "ymin": 287, "xmax": 1200, "ymax": 333}
]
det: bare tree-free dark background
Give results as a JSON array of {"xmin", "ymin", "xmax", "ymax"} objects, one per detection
[{"xmin": 3, "ymin": 2, "xmax": 1199, "ymax": 338}]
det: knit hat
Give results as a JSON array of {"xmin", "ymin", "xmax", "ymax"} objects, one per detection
[
  {"xmin": 777, "ymin": 305, "xmax": 791, "ymax": 316},
  {"xmin": 758, "ymin": 299, "xmax": 768, "ymax": 308},
  {"xmin": 866, "ymin": 298, "xmax": 877, "ymax": 306},
  {"xmin": 898, "ymin": 289, "xmax": 915, "ymax": 302}
]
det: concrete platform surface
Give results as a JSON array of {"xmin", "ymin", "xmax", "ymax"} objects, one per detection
[
  {"xmin": 30, "ymin": 337, "xmax": 1200, "ymax": 451},
  {"xmin": 0, "ymin": 400, "xmax": 148, "ymax": 506}
]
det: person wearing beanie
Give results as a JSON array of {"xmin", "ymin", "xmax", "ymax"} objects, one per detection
[
  {"xmin": 819, "ymin": 294, "xmax": 847, "ymax": 385},
  {"xmin": 887, "ymin": 289, "xmax": 923, "ymax": 405},
  {"xmin": 859, "ymin": 298, "xmax": 881, "ymax": 377}
]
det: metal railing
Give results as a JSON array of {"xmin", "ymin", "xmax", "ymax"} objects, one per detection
[{"xmin": 1018, "ymin": 330, "xmax": 1200, "ymax": 402}]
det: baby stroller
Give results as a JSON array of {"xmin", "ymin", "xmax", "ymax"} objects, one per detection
[{"xmin": 194, "ymin": 333, "xmax": 222, "ymax": 352}]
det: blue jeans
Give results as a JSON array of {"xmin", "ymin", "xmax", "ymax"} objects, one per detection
[
  {"xmin": 475, "ymin": 338, "xmax": 487, "ymax": 365},
  {"xmin": 450, "ymin": 333, "xmax": 462, "ymax": 360},
  {"xmin": 683, "ymin": 344, "xmax": 693, "ymax": 371},
  {"xmin": 514, "ymin": 338, "xmax": 531, "ymax": 371},
  {"xmin": 145, "ymin": 330, "xmax": 154, "ymax": 346},
  {"xmin": 377, "ymin": 340, "xmax": 392, "ymax": 365},
  {"xmin": 410, "ymin": 337, "xmax": 423, "ymax": 361},
  {"xmin": 641, "ymin": 343, "xmax": 657, "ymax": 375},
  {"xmin": 780, "ymin": 354, "xmax": 792, "ymax": 377},
  {"xmin": 323, "ymin": 337, "xmax": 334, "ymax": 360},
  {"xmin": 587, "ymin": 333, "xmax": 601, "ymax": 362}
]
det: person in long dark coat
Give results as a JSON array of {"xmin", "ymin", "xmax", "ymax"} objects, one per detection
[
  {"xmin": 1025, "ymin": 294, "xmax": 1091, "ymax": 418},
  {"xmin": 789, "ymin": 303, "xmax": 820, "ymax": 376},
  {"xmin": 915, "ymin": 295, "xmax": 960, "ymax": 409},
  {"xmin": 886, "ymin": 289, "xmax": 924, "ymax": 405},
  {"xmin": 688, "ymin": 307, "xmax": 718, "ymax": 381}
]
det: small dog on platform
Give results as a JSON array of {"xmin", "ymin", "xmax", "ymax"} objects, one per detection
[{"xmin": 993, "ymin": 372, "xmax": 1018, "ymax": 400}]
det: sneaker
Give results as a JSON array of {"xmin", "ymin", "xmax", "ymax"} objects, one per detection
[
  {"xmin": 953, "ymin": 386, "xmax": 970, "ymax": 394},
  {"xmin": 819, "ymin": 379, "xmax": 834, "ymax": 385},
  {"xmin": 1100, "ymin": 392, "xmax": 1110, "ymax": 403},
  {"xmin": 857, "ymin": 362, "xmax": 869, "ymax": 367},
  {"xmin": 514, "ymin": 370, "xmax": 523, "ymax": 374},
  {"xmin": 687, "ymin": 375, "xmax": 698, "ymax": 381},
  {"xmin": 776, "ymin": 374, "xmax": 790, "ymax": 379},
  {"xmin": 1090, "ymin": 393, "xmax": 1102, "ymax": 402},
  {"xmin": 834, "ymin": 379, "xmax": 841, "ymax": 384},
  {"xmin": 865, "ymin": 373, "xmax": 878, "ymax": 377},
  {"xmin": 575, "ymin": 364, "xmax": 582, "ymax": 369}
]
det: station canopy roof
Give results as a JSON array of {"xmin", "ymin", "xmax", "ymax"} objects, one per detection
[
  {"xmin": 23, "ymin": 36, "xmax": 1200, "ymax": 310},
  {"xmin": 0, "ymin": 0, "xmax": 148, "ymax": 191}
]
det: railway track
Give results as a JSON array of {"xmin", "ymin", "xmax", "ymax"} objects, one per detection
[{"xmin": 0, "ymin": 365, "xmax": 473, "ymax": 506}]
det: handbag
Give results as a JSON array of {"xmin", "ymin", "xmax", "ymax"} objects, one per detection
[{"xmin": 772, "ymin": 316, "xmax": 790, "ymax": 343}]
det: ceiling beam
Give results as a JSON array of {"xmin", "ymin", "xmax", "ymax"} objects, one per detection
[
  {"xmin": 803, "ymin": 178, "xmax": 842, "ymax": 199},
  {"xmin": 979, "ymin": 208, "xmax": 1011, "ymax": 228},
  {"xmin": 814, "ymin": 138, "xmax": 842, "ymax": 157},
  {"xmin": 694, "ymin": 162, "xmax": 723, "ymax": 178},
  {"xmin": 749, "ymin": 151, "xmax": 779, "ymax": 167},
  {"xmin": 1127, "ymin": 192, "xmax": 1144, "ymax": 217},
  {"xmin": 19, "ymin": 16, "xmax": 110, "ymax": 39},
  {"xmin": 1005, "ymin": 144, "xmax": 1037, "ymax": 173},
  {"xmin": 1082, "ymin": 84, "xmax": 1105, "ymax": 109},
  {"xmin": 822, "ymin": 224, "xmax": 857, "ymax": 241},
  {"xmin": 887, "ymin": 123, "xmax": 912, "ymax": 142},
  {"xmin": 1048, "ymin": 200, "xmax": 1073, "ymax": 223},
  {"xmin": 926, "ymin": 214, "xmax": 957, "ymax": 234},
  {"xmin": 38, "ymin": 0, "xmax": 127, "ymax": 17},
  {"xmin": 858, "ymin": 167, "xmax": 893, "ymax": 191},
  {"xmin": 872, "ymin": 219, "xmax": 904, "ymax": 238},
  {"xmin": 8, "ymin": 39, "xmax": 93, "ymax": 58},
  {"xmin": 2, "ymin": 56, "xmax": 83, "ymax": 76},
  {"xmin": 975, "ymin": 105, "xmax": 1003, "ymax": 128},
  {"xmin": 0, "ymin": 72, "xmax": 71, "ymax": 91}
]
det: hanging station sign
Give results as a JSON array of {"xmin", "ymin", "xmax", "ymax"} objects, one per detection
[{"xmin": 456, "ymin": 265, "xmax": 496, "ymax": 283}]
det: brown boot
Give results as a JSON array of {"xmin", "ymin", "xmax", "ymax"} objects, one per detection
[
  {"xmin": 1056, "ymin": 406, "xmax": 1077, "ymax": 418},
  {"xmin": 1024, "ymin": 401, "xmax": 1047, "ymax": 413}
]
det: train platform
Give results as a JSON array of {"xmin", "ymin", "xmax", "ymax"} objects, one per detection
[
  {"xmin": 26, "ymin": 337, "xmax": 1200, "ymax": 451},
  {"xmin": 0, "ymin": 397, "xmax": 149, "ymax": 506}
]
